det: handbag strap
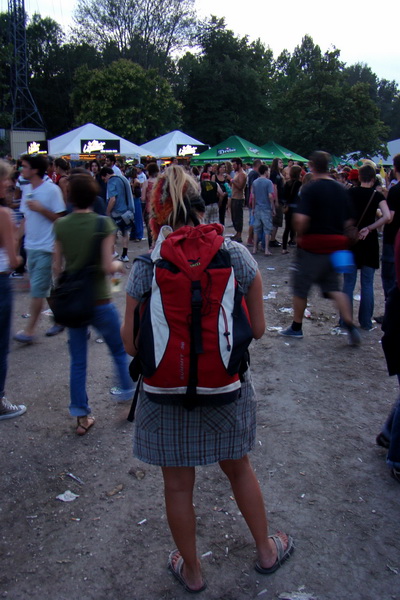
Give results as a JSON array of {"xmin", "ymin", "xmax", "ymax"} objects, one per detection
[
  {"xmin": 356, "ymin": 189, "xmax": 376, "ymax": 229},
  {"xmin": 85, "ymin": 216, "xmax": 105, "ymax": 268}
]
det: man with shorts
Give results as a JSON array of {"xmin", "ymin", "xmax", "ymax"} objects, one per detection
[
  {"xmin": 279, "ymin": 151, "xmax": 361, "ymax": 345},
  {"xmin": 251, "ymin": 165, "xmax": 275, "ymax": 255},
  {"xmin": 200, "ymin": 179, "xmax": 223, "ymax": 224},
  {"xmin": 246, "ymin": 159, "xmax": 261, "ymax": 246},
  {"xmin": 101, "ymin": 167, "xmax": 134, "ymax": 262},
  {"xmin": 14, "ymin": 154, "xmax": 66, "ymax": 343},
  {"xmin": 229, "ymin": 158, "xmax": 247, "ymax": 242}
]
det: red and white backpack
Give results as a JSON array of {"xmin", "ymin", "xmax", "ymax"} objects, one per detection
[{"xmin": 135, "ymin": 223, "xmax": 253, "ymax": 410}]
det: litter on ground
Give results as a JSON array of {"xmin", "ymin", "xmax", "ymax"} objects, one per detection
[{"xmin": 56, "ymin": 490, "xmax": 79, "ymax": 502}]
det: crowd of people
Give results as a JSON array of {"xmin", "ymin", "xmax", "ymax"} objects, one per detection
[{"xmin": 1, "ymin": 148, "xmax": 400, "ymax": 593}]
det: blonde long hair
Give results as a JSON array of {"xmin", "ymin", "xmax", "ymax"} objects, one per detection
[{"xmin": 150, "ymin": 165, "xmax": 203, "ymax": 238}]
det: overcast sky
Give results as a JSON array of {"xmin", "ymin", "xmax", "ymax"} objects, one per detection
[{"xmin": 3, "ymin": 0, "xmax": 399, "ymax": 85}]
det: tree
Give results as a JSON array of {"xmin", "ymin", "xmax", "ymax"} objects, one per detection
[
  {"xmin": 344, "ymin": 62, "xmax": 400, "ymax": 143},
  {"xmin": 26, "ymin": 13, "xmax": 64, "ymax": 79},
  {"xmin": 271, "ymin": 36, "xmax": 388, "ymax": 157},
  {"xmin": 178, "ymin": 17, "xmax": 275, "ymax": 146},
  {"xmin": 70, "ymin": 59, "xmax": 182, "ymax": 144},
  {"xmin": 72, "ymin": 0, "xmax": 196, "ymax": 73}
]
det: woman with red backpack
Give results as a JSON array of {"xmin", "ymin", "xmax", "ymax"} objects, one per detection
[{"xmin": 121, "ymin": 165, "xmax": 294, "ymax": 593}]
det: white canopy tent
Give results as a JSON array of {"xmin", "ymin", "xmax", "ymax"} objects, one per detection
[
  {"xmin": 48, "ymin": 123, "xmax": 151, "ymax": 157},
  {"xmin": 369, "ymin": 138, "xmax": 400, "ymax": 165},
  {"xmin": 140, "ymin": 130, "xmax": 206, "ymax": 158},
  {"xmin": 346, "ymin": 138, "xmax": 400, "ymax": 166}
]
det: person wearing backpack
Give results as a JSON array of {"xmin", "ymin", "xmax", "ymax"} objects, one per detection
[{"xmin": 121, "ymin": 165, "xmax": 294, "ymax": 593}]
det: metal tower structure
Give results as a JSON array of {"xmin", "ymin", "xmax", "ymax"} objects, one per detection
[{"xmin": 8, "ymin": 0, "xmax": 45, "ymax": 131}]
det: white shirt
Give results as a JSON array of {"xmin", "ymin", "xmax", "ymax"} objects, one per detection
[
  {"xmin": 112, "ymin": 165, "xmax": 122, "ymax": 176},
  {"xmin": 21, "ymin": 179, "xmax": 66, "ymax": 252}
]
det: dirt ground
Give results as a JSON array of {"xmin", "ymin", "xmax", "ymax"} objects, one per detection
[{"xmin": 1, "ymin": 221, "xmax": 400, "ymax": 600}]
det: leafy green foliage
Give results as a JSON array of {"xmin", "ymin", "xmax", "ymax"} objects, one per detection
[
  {"xmin": 72, "ymin": 0, "xmax": 196, "ymax": 74},
  {"xmin": 178, "ymin": 17, "xmax": 274, "ymax": 146},
  {"xmin": 71, "ymin": 59, "xmax": 182, "ymax": 144},
  {"xmin": 270, "ymin": 36, "xmax": 389, "ymax": 157},
  {"xmin": 3, "ymin": 5, "xmax": 399, "ymax": 156}
]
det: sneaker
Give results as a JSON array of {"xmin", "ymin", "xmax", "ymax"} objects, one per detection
[
  {"xmin": 45, "ymin": 324, "xmax": 65, "ymax": 337},
  {"xmin": 120, "ymin": 255, "xmax": 129, "ymax": 262},
  {"xmin": 288, "ymin": 241, "xmax": 297, "ymax": 247},
  {"xmin": 9, "ymin": 271, "xmax": 24, "ymax": 279},
  {"xmin": 112, "ymin": 251, "xmax": 119, "ymax": 258},
  {"xmin": 269, "ymin": 240, "xmax": 281, "ymax": 247},
  {"xmin": 110, "ymin": 386, "xmax": 135, "ymax": 402},
  {"xmin": 374, "ymin": 315, "xmax": 384, "ymax": 324},
  {"xmin": 347, "ymin": 327, "xmax": 361, "ymax": 346},
  {"xmin": 0, "ymin": 397, "xmax": 27, "ymax": 420},
  {"xmin": 278, "ymin": 326, "xmax": 303, "ymax": 339}
]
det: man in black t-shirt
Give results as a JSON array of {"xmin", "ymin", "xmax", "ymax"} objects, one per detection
[
  {"xmin": 279, "ymin": 151, "xmax": 360, "ymax": 345},
  {"xmin": 381, "ymin": 154, "xmax": 400, "ymax": 299}
]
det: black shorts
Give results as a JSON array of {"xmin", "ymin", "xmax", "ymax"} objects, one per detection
[{"xmin": 292, "ymin": 248, "xmax": 340, "ymax": 298}]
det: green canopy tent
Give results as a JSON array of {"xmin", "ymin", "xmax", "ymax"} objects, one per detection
[
  {"xmin": 330, "ymin": 155, "xmax": 352, "ymax": 168},
  {"xmin": 191, "ymin": 135, "xmax": 275, "ymax": 165},
  {"xmin": 261, "ymin": 141, "xmax": 307, "ymax": 163}
]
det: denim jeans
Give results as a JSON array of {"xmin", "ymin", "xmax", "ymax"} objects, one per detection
[
  {"xmin": 381, "ymin": 243, "xmax": 396, "ymax": 300},
  {"xmin": 67, "ymin": 303, "xmax": 132, "ymax": 416},
  {"xmin": 130, "ymin": 197, "xmax": 144, "ymax": 240},
  {"xmin": 341, "ymin": 265, "xmax": 375, "ymax": 329},
  {"xmin": 0, "ymin": 275, "xmax": 12, "ymax": 397}
]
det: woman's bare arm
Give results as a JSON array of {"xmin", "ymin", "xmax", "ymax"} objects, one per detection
[
  {"xmin": 245, "ymin": 270, "xmax": 265, "ymax": 339},
  {"xmin": 121, "ymin": 294, "xmax": 139, "ymax": 356}
]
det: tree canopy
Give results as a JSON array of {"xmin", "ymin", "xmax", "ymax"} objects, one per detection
[
  {"xmin": 3, "ymin": 5, "xmax": 400, "ymax": 157},
  {"xmin": 71, "ymin": 59, "xmax": 181, "ymax": 144},
  {"xmin": 72, "ymin": 0, "xmax": 196, "ymax": 73}
]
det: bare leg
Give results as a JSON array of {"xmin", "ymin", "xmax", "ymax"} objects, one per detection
[
  {"xmin": 264, "ymin": 234, "xmax": 272, "ymax": 255},
  {"xmin": 270, "ymin": 226, "xmax": 277, "ymax": 242},
  {"xmin": 162, "ymin": 466, "xmax": 204, "ymax": 590},
  {"xmin": 327, "ymin": 291, "xmax": 354, "ymax": 326},
  {"xmin": 247, "ymin": 225, "xmax": 254, "ymax": 245},
  {"xmin": 252, "ymin": 232, "xmax": 259, "ymax": 254},
  {"xmin": 219, "ymin": 456, "xmax": 287, "ymax": 568},
  {"xmin": 25, "ymin": 297, "xmax": 44, "ymax": 336},
  {"xmin": 121, "ymin": 231, "xmax": 129, "ymax": 257},
  {"xmin": 293, "ymin": 295, "xmax": 307, "ymax": 324}
]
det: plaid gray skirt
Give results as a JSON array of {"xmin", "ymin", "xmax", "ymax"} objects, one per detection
[{"xmin": 133, "ymin": 370, "xmax": 257, "ymax": 467}]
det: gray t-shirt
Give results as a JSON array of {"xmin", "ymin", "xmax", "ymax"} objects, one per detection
[{"xmin": 252, "ymin": 177, "xmax": 274, "ymax": 209}]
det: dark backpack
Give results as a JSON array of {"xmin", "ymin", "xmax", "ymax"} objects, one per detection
[{"xmin": 128, "ymin": 223, "xmax": 253, "ymax": 417}]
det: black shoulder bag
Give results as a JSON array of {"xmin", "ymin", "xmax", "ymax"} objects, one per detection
[{"xmin": 48, "ymin": 217, "xmax": 105, "ymax": 328}]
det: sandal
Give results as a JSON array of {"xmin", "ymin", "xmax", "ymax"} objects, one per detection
[
  {"xmin": 76, "ymin": 416, "xmax": 95, "ymax": 436},
  {"xmin": 167, "ymin": 550, "xmax": 207, "ymax": 594},
  {"xmin": 255, "ymin": 532, "xmax": 294, "ymax": 575}
]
